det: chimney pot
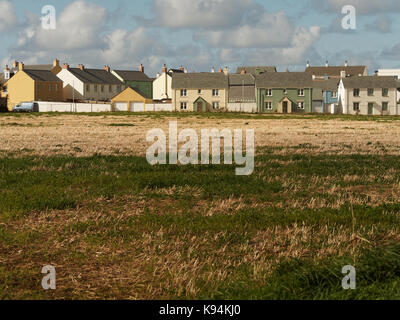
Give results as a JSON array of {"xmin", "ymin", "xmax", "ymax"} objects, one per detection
[
  {"xmin": 162, "ymin": 64, "xmax": 167, "ymax": 73},
  {"xmin": 139, "ymin": 64, "xmax": 144, "ymax": 73},
  {"xmin": 12, "ymin": 61, "xmax": 18, "ymax": 69},
  {"xmin": 306, "ymin": 60, "xmax": 310, "ymax": 68},
  {"xmin": 325, "ymin": 61, "xmax": 329, "ymax": 67},
  {"xmin": 18, "ymin": 62, "xmax": 24, "ymax": 71},
  {"xmin": 344, "ymin": 60, "xmax": 348, "ymax": 67},
  {"xmin": 224, "ymin": 67, "xmax": 229, "ymax": 75},
  {"xmin": 211, "ymin": 67, "xmax": 215, "ymax": 73},
  {"xmin": 62, "ymin": 63, "xmax": 70, "ymax": 70},
  {"xmin": 78, "ymin": 64, "xmax": 85, "ymax": 71},
  {"xmin": 240, "ymin": 68, "xmax": 246, "ymax": 75},
  {"xmin": 179, "ymin": 65, "xmax": 184, "ymax": 71},
  {"xmin": 104, "ymin": 65, "xmax": 110, "ymax": 72}
]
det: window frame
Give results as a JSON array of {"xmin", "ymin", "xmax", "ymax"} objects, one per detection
[
  {"xmin": 180, "ymin": 102, "xmax": 187, "ymax": 110},
  {"xmin": 298, "ymin": 89, "xmax": 305, "ymax": 97},
  {"xmin": 265, "ymin": 101, "xmax": 273, "ymax": 110},
  {"xmin": 353, "ymin": 89, "xmax": 360, "ymax": 97}
]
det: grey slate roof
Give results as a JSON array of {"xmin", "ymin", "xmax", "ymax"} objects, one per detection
[
  {"xmin": 171, "ymin": 73, "xmax": 228, "ymax": 89},
  {"xmin": 24, "ymin": 70, "xmax": 62, "ymax": 82},
  {"xmin": 113, "ymin": 70, "xmax": 152, "ymax": 82},
  {"xmin": 255, "ymin": 72, "xmax": 313, "ymax": 88},
  {"xmin": 312, "ymin": 88, "xmax": 323, "ymax": 101},
  {"xmin": 342, "ymin": 76, "xmax": 400, "ymax": 88},
  {"xmin": 312, "ymin": 79, "xmax": 340, "ymax": 91},
  {"xmin": 236, "ymin": 66, "xmax": 277, "ymax": 75},
  {"xmin": 229, "ymin": 74, "xmax": 255, "ymax": 86},
  {"xmin": 25, "ymin": 64, "xmax": 54, "ymax": 71},
  {"xmin": 69, "ymin": 68, "xmax": 123, "ymax": 85},
  {"xmin": 306, "ymin": 66, "xmax": 367, "ymax": 77}
]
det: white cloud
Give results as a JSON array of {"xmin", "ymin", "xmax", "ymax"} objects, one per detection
[
  {"xmin": 198, "ymin": 11, "xmax": 294, "ymax": 48},
  {"xmin": 153, "ymin": 0, "xmax": 256, "ymax": 28},
  {"xmin": 0, "ymin": 0, "xmax": 17, "ymax": 32},
  {"xmin": 365, "ymin": 14, "xmax": 392, "ymax": 33}
]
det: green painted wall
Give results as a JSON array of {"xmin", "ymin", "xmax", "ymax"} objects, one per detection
[
  {"xmin": 257, "ymin": 88, "xmax": 312, "ymax": 113},
  {"xmin": 124, "ymin": 81, "xmax": 153, "ymax": 99}
]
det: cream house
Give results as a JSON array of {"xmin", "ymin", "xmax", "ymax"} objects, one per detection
[
  {"xmin": 153, "ymin": 64, "xmax": 185, "ymax": 101},
  {"xmin": 56, "ymin": 64, "xmax": 124, "ymax": 102},
  {"xmin": 172, "ymin": 72, "xmax": 228, "ymax": 112},
  {"xmin": 338, "ymin": 76, "xmax": 399, "ymax": 115}
]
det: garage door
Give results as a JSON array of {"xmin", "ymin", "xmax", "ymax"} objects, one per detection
[
  {"xmin": 130, "ymin": 102, "xmax": 145, "ymax": 112},
  {"xmin": 114, "ymin": 102, "xmax": 128, "ymax": 112}
]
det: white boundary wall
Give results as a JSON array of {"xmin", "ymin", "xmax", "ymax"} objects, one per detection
[
  {"xmin": 227, "ymin": 103, "xmax": 257, "ymax": 113},
  {"xmin": 36, "ymin": 101, "xmax": 112, "ymax": 113}
]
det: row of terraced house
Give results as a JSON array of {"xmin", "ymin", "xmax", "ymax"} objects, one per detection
[{"xmin": 1, "ymin": 59, "xmax": 400, "ymax": 115}]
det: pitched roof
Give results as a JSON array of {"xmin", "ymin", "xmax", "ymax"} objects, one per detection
[
  {"xmin": 229, "ymin": 74, "xmax": 255, "ymax": 86},
  {"xmin": 24, "ymin": 70, "xmax": 62, "ymax": 82},
  {"xmin": 171, "ymin": 73, "xmax": 228, "ymax": 89},
  {"xmin": 312, "ymin": 79, "xmax": 340, "ymax": 91},
  {"xmin": 236, "ymin": 66, "xmax": 277, "ymax": 75},
  {"xmin": 112, "ymin": 70, "xmax": 152, "ymax": 82},
  {"xmin": 342, "ymin": 76, "xmax": 400, "ymax": 88},
  {"xmin": 25, "ymin": 64, "xmax": 54, "ymax": 71},
  {"xmin": 306, "ymin": 66, "xmax": 367, "ymax": 77},
  {"xmin": 111, "ymin": 86, "xmax": 149, "ymax": 100},
  {"xmin": 256, "ymin": 72, "xmax": 313, "ymax": 88},
  {"xmin": 68, "ymin": 68, "xmax": 123, "ymax": 85},
  {"xmin": 312, "ymin": 88, "xmax": 323, "ymax": 101}
]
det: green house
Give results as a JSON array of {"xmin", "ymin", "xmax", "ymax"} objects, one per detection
[
  {"xmin": 255, "ymin": 72, "xmax": 313, "ymax": 113},
  {"xmin": 112, "ymin": 67, "xmax": 153, "ymax": 99}
]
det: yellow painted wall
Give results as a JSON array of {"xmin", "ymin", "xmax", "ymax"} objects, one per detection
[
  {"xmin": 111, "ymin": 87, "xmax": 152, "ymax": 111},
  {"xmin": 172, "ymin": 88, "xmax": 228, "ymax": 112},
  {"xmin": 6, "ymin": 71, "xmax": 35, "ymax": 111}
]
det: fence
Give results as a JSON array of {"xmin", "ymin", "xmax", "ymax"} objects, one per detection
[
  {"xmin": 36, "ymin": 101, "xmax": 111, "ymax": 113},
  {"xmin": 227, "ymin": 103, "xmax": 257, "ymax": 114}
]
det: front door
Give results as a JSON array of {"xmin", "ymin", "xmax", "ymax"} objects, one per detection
[
  {"xmin": 368, "ymin": 103, "xmax": 373, "ymax": 115},
  {"xmin": 282, "ymin": 101, "xmax": 288, "ymax": 114},
  {"xmin": 197, "ymin": 102, "xmax": 203, "ymax": 112}
]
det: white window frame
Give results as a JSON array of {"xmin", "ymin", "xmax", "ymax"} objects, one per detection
[
  {"xmin": 180, "ymin": 89, "xmax": 187, "ymax": 97},
  {"xmin": 266, "ymin": 89, "xmax": 272, "ymax": 96},
  {"xmin": 265, "ymin": 101, "xmax": 273, "ymax": 110},
  {"xmin": 297, "ymin": 101, "xmax": 305, "ymax": 109},
  {"xmin": 298, "ymin": 89, "xmax": 305, "ymax": 97},
  {"xmin": 212, "ymin": 102, "xmax": 219, "ymax": 110},
  {"xmin": 331, "ymin": 91, "xmax": 337, "ymax": 98},
  {"xmin": 180, "ymin": 102, "xmax": 187, "ymax": 110},
  {"xmin": 212, "ymin": 89, "xmax": 219, "ymax": 97}
]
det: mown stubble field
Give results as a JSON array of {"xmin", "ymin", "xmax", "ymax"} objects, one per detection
[{"xmin": 1, "ymin": 112, "xmax": 400, "ymax": 300}]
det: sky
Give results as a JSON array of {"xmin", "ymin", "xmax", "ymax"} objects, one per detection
[{"xmin": 0, "ymin": 0, "xmax": 399, "ymax": 77}]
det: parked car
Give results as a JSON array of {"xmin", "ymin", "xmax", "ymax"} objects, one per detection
[{"xmin": 12, "ymin": 102, "xmax": 39, "ymax": 113}]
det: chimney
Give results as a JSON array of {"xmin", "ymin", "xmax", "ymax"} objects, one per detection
[
  {"xmin": 139, "ymin": 64, "xmax": 144, "ymax": 73},
  {"xmin": 78, "ymin": 64, "xmax": 85, "ymax": 71},
  {"xmin": 4, "ymin": 65, "xmax": 10, "ymax": 80},
  {"xmin": 211, "ymin": 67, "xmax": 215, "ymax": 73},
  {"xmin": 12, "ymin": 61, "xmax": 18, "ymax": 69},
  {"xmin": 374, "ymin": 70, "xmax": 379, "ymax": 76},
  {"xmin": 224, "ymin": 67, "xmax": 229, "ymax": 75},
  {"xmin": 62, "ymin": 63, "xmax": 70, "ymax": 70},
  {"xmin": 306, "ymin": 60, "xmax": 310, "ymax": 68},
  {"xmin": 104, "ymin": 65, "xmax": 110, "ymax": 72},
  {"xmin": 4, "ymin": 65, "xmax": 10, "ymax": 72},
  {"xmin": 156, "ymin": 72, "xmax": 161, "ymax": 78},
  {"xmin": 18, "ymin": 62, "xmax": 24, "ymax": 71},
  {"xmin": 344, "ymin": 60, "xmax": 348, "ymax": 67},
  {"xmin": 53, "ymin": 59, "xmax": 60, "ymax": 67},
  {"xmin": 340, "ymin": 70, "xmax": 346, "ymax": 78},
  {"xmin": 325, "ymin": 61, "xmax": 329, "ymax": 67},
  {"xmin": 162, "ymin": 64, "xmax": 167, "ymax": 73},
  {"xmin": 312, "ymin": 73, "xmax": 316, "ymax": 80},
  {"xmin": 179, "ymin": 65, "xmax": 184, "ymax": 72},
  {"xmin": 285, "ymin": 68, "xmax": 289, "ymax": 72},
  {"xmin": 184, "ymin": 69, "xmax": 187, "ymax": 74},
  {"xmin": 218, "ymin": 69, "xmax": 223, "ymax": 73},
  {"xmin": 240, "ymin": 68, "xmax": 246, "ymax": 75}
]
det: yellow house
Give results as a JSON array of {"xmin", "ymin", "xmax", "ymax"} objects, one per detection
[
  {"xmin": 111, "ymin": 86, "xmax": 152, "ymax": 112},
  {"xmin": 5, "ymin": 63, "xmax": 63, "ymax": 111}
]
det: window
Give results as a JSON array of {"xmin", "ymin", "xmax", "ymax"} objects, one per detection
[
  {"xmin": 367, "ymin": 88, "xmax": 374, "ymax": 96},
  {"xmin": 353, "ymin": 102, "xmax": 360, "ymax": 111},
  {"xmin": 297, "ymin": 102, "xmax": 305, "ymax": 109},
  {"xmin": 180, "ymin": 102, "xmax": 187, "ymax": 110},
  {"xmin": 382, "ymin": 88, "xmax": 389, "ymax": 97},
  {"xmin": 94, "ymin": 85, "xmax": 98, "ymax": 92},
  {"xmin": 298, "ymin": 89, "xmax": 304, "ymax": 96},
  {"xmin": 331, "ymin": 91, "xmax": 338, "ymax": 98},
  {"xmin": 86, "ymin": 84, "xmax": 90, "ymax": 92},
  {"xmin": 353, "ymin": 89, "xmax": 360, "ymax": 97},
  {"xmin": 212, "ymin": 102, "xmax": 219, "ymax": 110},
  {"xmin": 382, "ymin": 102, "xmax": 389, "ymax": 111},
  {"xmin": 265, "ymin": 102, "xmax": 273, "ymax": 110},
  {"xmin": 180, "ymin": 89, "xmax": 187, "ymax": 97},
  {"xmin": 266, "ymin": 89, "xmax": 272, "ymax": 96},
  {"xmin": 212, "ymin": 89, "xmax": 219, "ymax": 97},
  {"xmin": 198, "ymin": 89, "xmax": 202, "ymax": 95}
]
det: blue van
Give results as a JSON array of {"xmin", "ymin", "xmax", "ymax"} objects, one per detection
[{"xmin": 12, "ymin": 102, "xmax": 39, "ymax": 113}]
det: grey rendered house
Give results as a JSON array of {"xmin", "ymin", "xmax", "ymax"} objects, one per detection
[
  {"xmin": 306, "ymin": 62, "xmax": 368, "ymax": 80},
  {"xmin": 338, "ymin": 76, "xmax": 400, "ymax": 115},
  {"xmin": 236, "ymin": 66, "xmax": 277, "ymax": 76},
  {"xmin": 228, "ymin": 73, "xmax": 257, "ymax": 113},
  {"xmin": 312, "ymin": 79, "xmax": 340, "ymax": 113},
  {"xmin": 256, "ymin": 72, "xmax": 313, "ymax": 114}
]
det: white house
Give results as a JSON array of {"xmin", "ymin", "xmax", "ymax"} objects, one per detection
[
  {"xmin": 378, "ymin": 69, "xmax": 400, "ymax": 102},
  {"xmin": 153, "ymin": 64, "xmax": 186, "ymax": 101},
  {"xmin": 57, "ymin": 64, "xmax": 124, "ymax": 102}
]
